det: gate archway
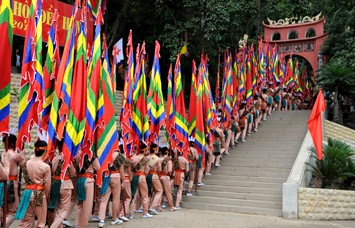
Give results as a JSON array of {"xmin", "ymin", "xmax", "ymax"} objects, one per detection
[{"xmin": 262, "ymin": 13, "xmax": 328, "ymax": 76}]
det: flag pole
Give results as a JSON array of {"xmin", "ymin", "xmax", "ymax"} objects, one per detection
[{"xmin": 1, "ymin": 134, "xmax": 9, "ymax": 227}]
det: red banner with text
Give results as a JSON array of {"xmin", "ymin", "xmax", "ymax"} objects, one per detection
[{"xmin": 1, "ymin": 0, "xmax": 94, "ymax": 46}]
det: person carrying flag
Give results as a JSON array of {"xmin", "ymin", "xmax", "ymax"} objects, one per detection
[
  {"xmin": 130, "ymin": 142, "xmax": 152, "ymax": 218},
  {"xmin": 174, "ymin": 148, "xmax": 189, "ymax": 210},
  {"xmin": 48, "ymin": 140, "xmax": 76, "ymax": 228},
  {"xmin": 1, "ymin": 134, "xmax": 25, "ymax": 226},
  {"xmin": 146, "ymin": 143, "xmax": 163, "ymax": 215},
  {"xmin": 15, "ymin": 139, "xmax": 51, "ymax": 228}
]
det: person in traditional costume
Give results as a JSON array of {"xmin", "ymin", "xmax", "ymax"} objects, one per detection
[
  {"xmin": 146, "ymin": 142, "xmax": 163, "ymax": 215},
  {"xmin": 75, "ymin": 152, "xmax": 100, "ymax": 228},
  {"xmin": 158, "ymin": 146, "xmax": 175, "ymax": 211},
  {"xmin": 16, "ymin": 140, "xmax": 51, "ymax": 228},
  {"xmin": 1, "ymin": 133, "xmax": 25, "ymax": 226},
  {"xmin": 186, "ymin": 138, "xmax": 199, "ymax": 197},
  {"xmin": 130, "ymin": 141, "xmax": 152, "ymax": 218},
  {"xmin": 48, "ymin": 140, "xmax": 76, "ymax": 228},
  {"xmin": 173, "ymin": 148, "xmax": 189, "ymax": 209},
  {"xmin": 118, "ymin": 140, "xmax": 132, "ymax": 221},
  {"xmin": 98, "ymin": 148, "xmax": 125, "ymax": 227}
]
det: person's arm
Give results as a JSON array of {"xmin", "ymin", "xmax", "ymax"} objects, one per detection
[
  {"xmin": 0, "ymin": 153, "xmax": 10, "ymax": 180},
  {"xmin": 44, "ymin": 165, "xmax": 52, "ymax": 199},
  {"xmin": 92, "ymin": 157, "xmax": 100, "ymax": 172}
]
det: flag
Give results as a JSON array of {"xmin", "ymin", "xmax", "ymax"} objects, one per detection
[
  {"xmin": 121, "ymin": 30, "xmax": 134, "ymax": 157},
  {"xmin": 223, "ymin": 51, "xmax": 233, "ymax": 121},
  {"xmin": 17, "ymin": 0, "xmax": 43, "ymax": 150},
  {"xmin": 40, "ymin": 9, "xmax": 60, "ymax": 133},
  {"xmin": 258, "ymin": 37, "xmax": 266, "ymax": 82},
  {"xmin": 112, "ymin": 38, "xmax": 124, "ymax": 65},
  {"xmin": 215, "ymin": 47, "xmax": 221, "ymax": 106},
  {"xmin": 47, "ymin": 2, "xmax": 79, "ymax": 156},
  {"xmin": 148, "ymin": 41, "xmax": 165, "ymax": 144},
  {"xmin": 61, "ymin": 5, "xmax": 88, "ymax": 179},
  {"xmin": 194, "ymin": 60, "xmax": 205, "ymax": 157},
  {"xmin": 188, "ymin": 60, "xmax": 197, "ymax": 137},
  {"xmin": 165, "ymin": 64, "xmax": 175, "ymax": 148},
  {"xmin": 180, "ymin": 32, "xmax": 189, "ymax": 57},
  {"xmin": 82, "ymin": 8, "xmax": 104, "ymax": 162},
  {"xmin": 272, "ymin": 49, "xmax": 280, "ymax": 83},
  {"xmin": 87, "ymin": 0, "xmax": 101, "ymax": 19},
  {"xmin": 173, "ymin": 53, "xmax": 189, "ymax": 155},
  {"xmin": 0, "ymin": 0, "xmax": 13, "ymax": 135},
  {"xmin": 285, "ymin": 55, "xmax": 294, "ymax": 88},
  {"xmin": 245, "ymin": 50, "xmax": 253, "ymax": 108},
  {"xmin": 132, "ymin": 42, "xmax": 149, "ymax": 146},
  {"xmin": 308, "ymin": 89, "xmax": 326, "ymax": 160},
  {"xmin": 95, "ymin": 34, "xmax": 119, "ymax": 186}
]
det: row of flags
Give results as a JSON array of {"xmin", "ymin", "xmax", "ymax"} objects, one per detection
[
  {"xmin": 215, "ymin": 37, "xmax": 313, "ymax": 121},
  {"xmin": 0, "ymin": 0, "xmax": 317, "ymax": 184}
]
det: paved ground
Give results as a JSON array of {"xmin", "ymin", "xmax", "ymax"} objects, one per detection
[{"xmin": 79, "ymin": 208, "xmax": 355, "ymax": 228}]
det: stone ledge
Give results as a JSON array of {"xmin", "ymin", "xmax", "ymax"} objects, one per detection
[{"xmin": 298, "ymin": 187, "xmax": 355, "ymax": 220}]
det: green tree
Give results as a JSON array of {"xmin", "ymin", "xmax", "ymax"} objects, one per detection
[{"xmin": 316, "ymin": 60, "xmax": 355, "ymax": 124}]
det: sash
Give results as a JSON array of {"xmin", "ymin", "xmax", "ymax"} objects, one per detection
[
  {"xmin": 48, "ymin": 159, "xmax": 63, "ymax": 209},
  {"xmin": 77, "ymin": 177, "xmax": 87, "ymax": 201},
  {"xmin": 161, "ymin": 157, "xmax": 169, "ymax": 171},
  {"xmin": 15, "ymin": 163, "xmax": 44, "ymax": 220},
  {"xmin": 132, "ymin": 157, "xmax": 148, "ymax": 173},
  {"xmin": 149, "ymin": 155, "xmax": 159, "ymax": 168},
  {"xmin": 146, "ymin": 174, "xmax": 153, "ymax": 196},
  {"xmin": 130, "ymin": 175, "xmax": 140, "ymax": 198},
  {"xmin": 100, "ymin": 173, "xmax": 111, "ymax": 195}
]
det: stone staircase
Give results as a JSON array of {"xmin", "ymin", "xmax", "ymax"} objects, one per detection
[{"xmin": 183, "ymin": 110, "xmax": 311, "ymax": 217}]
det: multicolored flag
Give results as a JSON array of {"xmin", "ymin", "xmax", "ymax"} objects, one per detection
[
  {"xmin": 147, "ymin": 41, "xmax": 165, "ymax": 144},
  {"xmin": 245, "ymin": 50, "xmax": 253, "ymax": 108},
  {"xmin": 215, "ymin": 47, "xmax": 221, "ymax": 106},
  {"xmin": 17, "ymin": 0, "xmax": 44, "ymax": 150},
  {"xmin": 285, "ymin": 55, "xmax": 294, "ymax": 88},
  {"xmin": 47, "ymin": 1, "xmax": 79, "ymax": 156},
  {"xmin": 132, "ymin": 42, "xmax": 149, "ymax": 146},
  {"xmin": 223, "ymin": 51, "xmax": 233, "ymax": 121},
  {"xmin": 40, "ymin": 9, "xmax": 60, "ymax": 133},
  {"xmin": 61, "ymin": 5, "xmax": 88, "ymax": 179},
  {"xmin": 272, "ymin": 49, "xmax": 280, "ymax": 83},
  {"xmin": 188, "ymin": 60, "xmax": 197, "ymax": 137},
  {"xmin": 258, "ymin": 37, "xmax": 266, "ymax": 83},
  {"xmin": 165, "ymin": 64, "xmax": 175, "ymax": 149},
  {"xmin": 194, "ymin": 60, "xmax": 206, "ymax": 157},
  {"xmin": 0, "ymin": 0, "xmax": 13, "ymax": 135},
  {"xmin": 95, "ymin": 34, "xmax": 119, "ymax": 186},
  {"xmin": 82, "ymin": 8, "xmax": 104, "ymax": 162},
  {"xmin": 121, "ymin": 30, "xmax": 134, "ymax": 157},
  {"xmin": 173, "ymin": 53, "xmax": 189, "ymax": 155}
]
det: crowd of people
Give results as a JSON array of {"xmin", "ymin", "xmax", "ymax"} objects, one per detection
[{"xmin": 0, "ymin": 83, "xmax": 312, "ymax": 228}]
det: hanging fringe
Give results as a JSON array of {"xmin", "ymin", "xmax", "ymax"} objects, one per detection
[
  {"xmin": 100, "ymin": 174, "xmax": 111, "ymax": 195},
  {"xmin": 77, "ymin": 177, "xmax": 87, "ymax": 201},
  {"xmin": 15, "ymin": 189, "xmax": 32, "ymax": 220},
  {"xmin": 0, "ymin": 182, "xmax": 4, "ymax": 207},
  {"xmin": 130, "ymin": 175, "xmax": 139, "ymax": 198},
  {"xmin": 146, "ymin": 174, "xmax": 153, "ymax": 197},
  {"xmin": 48, "ymin": 180, "xmax": 61, "ymax": 209}
]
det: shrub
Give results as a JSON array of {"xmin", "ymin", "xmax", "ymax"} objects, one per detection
[{"xmin": 306, "ymin": 138, "xmax": 355, "ymax": 188}]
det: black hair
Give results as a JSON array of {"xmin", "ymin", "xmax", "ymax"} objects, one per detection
[
  {"xmin": 34, "ymin": 140, "xmax": 48, "ymax": 157},
  {"xmin": 161, "ymin": 147, "xmax": 168, "ymax": 155},
  {"xmin": 2, "ymin": 134, "xmax": 16, "ymax": 150},
  {"xmin": 119, "ymin": 145, "xmax": 124, "ymax": 154},
  {"xmin": 56, "ymin": 140, "xmax": 63, "ymax": 152},
  {"xmin": 213, "ymin": 131, "xmax": 220, "ymax": 138},
  {"xmin": 150, "ymin": 143, "xmax": 158, "ymax": 153}
]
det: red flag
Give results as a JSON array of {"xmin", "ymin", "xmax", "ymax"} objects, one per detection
[{"xmin": 307, "ymin": 89, "xmax": 326, "ymax": 160}]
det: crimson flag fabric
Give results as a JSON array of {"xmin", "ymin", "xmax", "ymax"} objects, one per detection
[{"xmin": 307, "ymin": 89, "xmax": 326, "ymax": 160}]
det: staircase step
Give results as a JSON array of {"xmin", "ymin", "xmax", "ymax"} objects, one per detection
[
  {"xmin": 204, "ymin": 175, "xmax": 285, "ymax": 183},
  {"xmin": 183, "ymin": 196, "xmax": 282, "ymax": 209},
  {"xmin": 193, "ymin": 190, "xmax": 282, "ymax": 201},
  {"xmin": 197, "ymin": 184, "xmax": 282, "ymax": 195},
  {"xmin": 201, "ymin": 180, "xmax": 282, "ymax": 189},
  {"xmin": 211, "ymin": 170, "xmax": 289, "ymax": 178},
  {"xmin": 182, "ymin": 202, "xmax": 282, "ymax": 217}
]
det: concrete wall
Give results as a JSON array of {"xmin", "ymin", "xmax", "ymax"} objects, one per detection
[{"xmin": 298, "ymin": 187, "xmax": 355, "ymax": 220}]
